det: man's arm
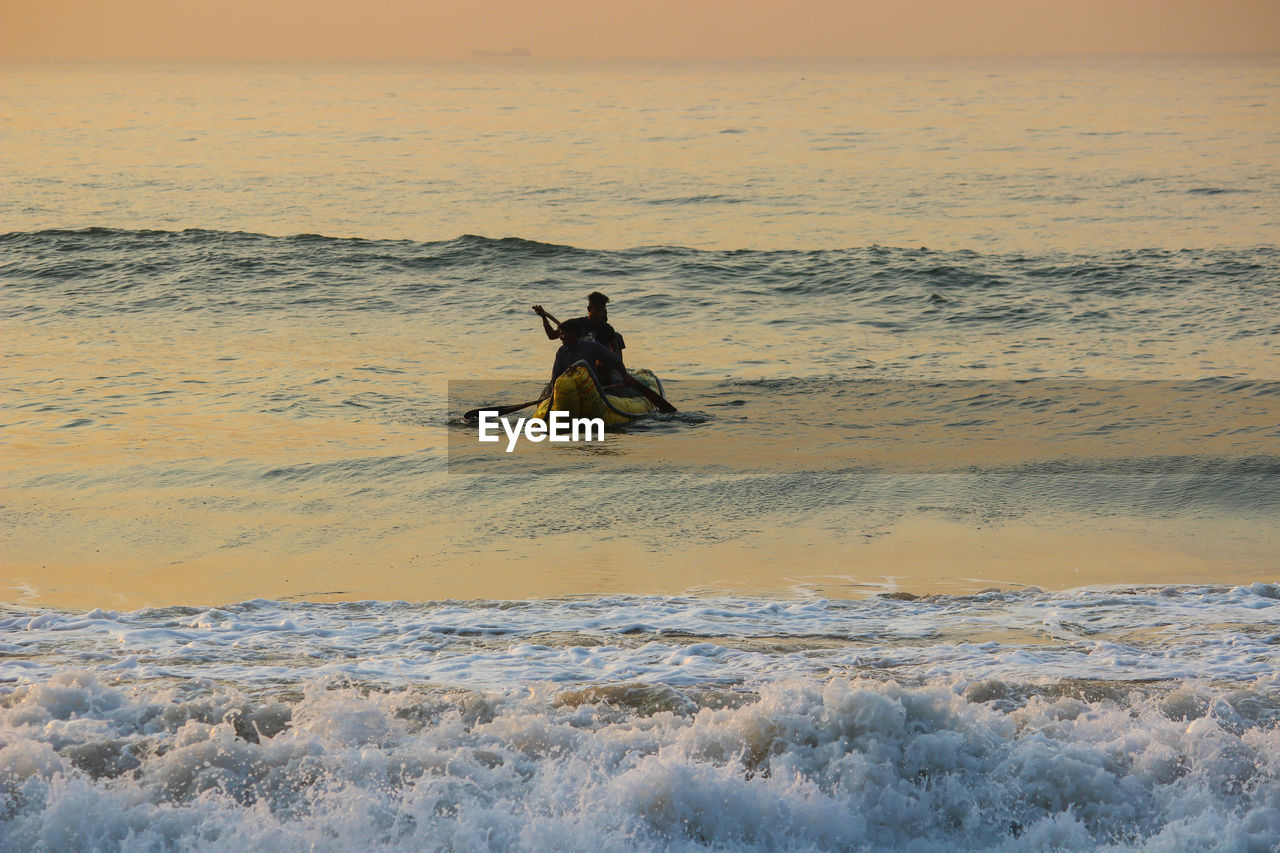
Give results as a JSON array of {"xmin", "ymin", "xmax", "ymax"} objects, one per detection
[
  {"xmin": 532, "ymin": 305, "xmax": 561, "ymax": 340},
  {"xmin": 579, "ymin": 340, "xmax": 624, "ymax": 374},
  {"xmin": 549, "ymin": 348, "xmax": 569, "ymax": 386}
]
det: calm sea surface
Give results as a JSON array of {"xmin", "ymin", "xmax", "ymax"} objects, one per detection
[
  {"xmin": 5, "ymin": 57, "xmax": 1278, "ymax": 251},
  {"xmin": 2, "ymin": 59, "xmax": 1279, "ymax": 850}
]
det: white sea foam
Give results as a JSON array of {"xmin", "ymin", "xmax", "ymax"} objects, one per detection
[
  {"xmin": 1, "ymin": 671, "xmax": 1278, "ymax": 851},
  {"xmin": 2, "ymin": 587, "xmax": 1278, "ymax": 850},
  {"xmin": 2, "ymin": 586, "xmax": 1277, "ymax": 690}
]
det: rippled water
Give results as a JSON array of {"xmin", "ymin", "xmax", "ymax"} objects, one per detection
[{"xmin": 3, "ymin": 59, "xmax": 1279, "ymax": 850}]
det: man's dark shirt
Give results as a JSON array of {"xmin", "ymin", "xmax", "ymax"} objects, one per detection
[
  {"xmin": 574, "ymin": 317, "xmax": 625, "ymax": 353},
  {"xmin": 551, "ymin": 340, "xmax": 624, "ymax": 385}
]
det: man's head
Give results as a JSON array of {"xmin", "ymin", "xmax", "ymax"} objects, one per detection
[
  {"xmin": 587, "ymin": 291, "xmax": 609, "ymax": 322},
  {"xmin": 559, "ymin": 317, "xmax": 586, "ymax": 346}
]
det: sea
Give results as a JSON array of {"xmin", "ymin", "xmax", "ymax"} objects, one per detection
[{"xmin": 2, "ymin": 57, "xmax": 1279, "ymax": 851}]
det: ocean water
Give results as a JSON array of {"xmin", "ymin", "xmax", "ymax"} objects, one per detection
[
  {"xmin": 3, "ymin": 58, "xmax": 1279, "ymax": 850},
  {"xmin": 4, "ymin": 58, "xmax": 1278, "ymax": 252},
  {"xmin": 2, "ymin": 589, "xmax": 1280, "ymax": 851}
]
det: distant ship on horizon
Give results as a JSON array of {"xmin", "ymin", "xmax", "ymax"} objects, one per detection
[{"xmin": 471, "ymin": 48, "xmax": 533, "ymax": 59}]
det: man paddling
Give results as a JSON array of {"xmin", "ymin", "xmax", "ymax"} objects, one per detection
[
  {"xmin": 548, "ymin": 318, "xmax": 677, "ymax": 413},
  {"xmin": 465, "ymin": 311, "xmax": 675, "ymax": 420},
  {"xmin": 532, "ymin": 291, "xmax": 625, "ymax": 357},
  {"xmin": 549, "ymin": 318, "xmax": 628, "ymax": 386}
]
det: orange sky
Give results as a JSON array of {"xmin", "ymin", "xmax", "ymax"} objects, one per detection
[{"xmin": 3, "ymin": 0, "xmax": 1278, "ymax": 61}]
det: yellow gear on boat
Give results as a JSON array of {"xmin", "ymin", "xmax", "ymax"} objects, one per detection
[{"xmin": 532, "ymin": 365, "xmax": 663, "ymax": 426}]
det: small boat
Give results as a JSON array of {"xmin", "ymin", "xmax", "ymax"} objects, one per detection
[{"xmin": 532, "ymin": 363, "xmax": 665, "ymax": 427}]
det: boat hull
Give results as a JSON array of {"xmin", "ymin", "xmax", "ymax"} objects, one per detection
[{"xmin": 533, "ymin": 364, "xmax": 663, "ymax": 426}]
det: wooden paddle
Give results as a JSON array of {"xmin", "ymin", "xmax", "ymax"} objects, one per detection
[
  {"xmin": 627, "ymin": 376, "xmax": 677, "ymax": 414},
  {"xmin": 463, "ymin": 399, "xmax": 542, "ymax": 421}
]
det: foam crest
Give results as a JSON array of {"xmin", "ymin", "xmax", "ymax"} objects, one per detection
[
  {"xmin": 2, "ymin": 673, "xmax": 1278, "ymax": 851},
  {"xmin": 3, "ymin": 588, "xmax": 1277, "ymax": 690}
]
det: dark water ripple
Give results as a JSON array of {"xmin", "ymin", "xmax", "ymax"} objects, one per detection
[{"xmin": 4, "ymin": 229, "xmax": 1278, "ymax": 343}]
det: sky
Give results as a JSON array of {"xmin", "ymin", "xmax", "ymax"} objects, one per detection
[{"xmin": 2, "ymin": 0, "xmax": 1279, "ymax": 62}]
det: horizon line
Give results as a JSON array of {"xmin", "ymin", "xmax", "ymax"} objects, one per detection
[{"xmin": 4, "ymin": 49, "xmax": 1279, "ymax": 66}]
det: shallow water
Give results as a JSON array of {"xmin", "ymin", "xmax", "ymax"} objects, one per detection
[{"xmin": 4, "ymin": 229, "xmax": 1277, "ymax": 605}]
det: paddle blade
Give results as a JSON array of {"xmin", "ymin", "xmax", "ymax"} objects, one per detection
[
  {"xmin": 464, "ymin": 399, "xmax": 542, "ymax": 421},
  {"xmin": 634, "ymin": 384, "xmax": 677, "ymax": 414}
]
